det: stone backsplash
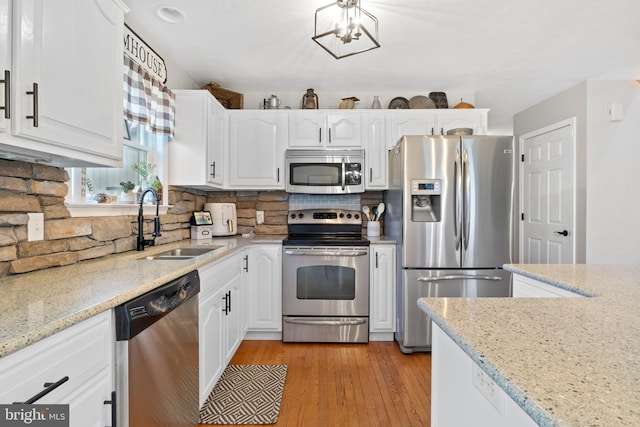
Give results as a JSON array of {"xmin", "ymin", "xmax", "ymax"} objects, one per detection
[{"xmin": 0, "ymin": 159, "xmax": 383, "ymax": 277}]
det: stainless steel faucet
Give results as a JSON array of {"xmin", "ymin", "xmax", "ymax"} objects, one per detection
[{"xmin": 137, "ymin": 188, "xmax": 161, "ymax": 251}]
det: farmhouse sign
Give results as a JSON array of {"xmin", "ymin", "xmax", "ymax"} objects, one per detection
[{"xmin": 124, "ymin": 24, "xmax": 167, "ymax": 83}]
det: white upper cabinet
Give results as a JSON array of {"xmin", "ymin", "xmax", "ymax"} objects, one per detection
[
  {"xmin": 0, "ymin": 0, "xmax": 127, "ymax": 166},
  {"xmin": 288, "ymin": 110, "xmax": 363, "ymax": 148},
  {"xmin": 435, "ymin": 109, "xmax": 488, "ymax": 136},
  {"xmin": 169, "ymin": 90, "xmax": 226, "ymax": 188},
  {"xmin": 387, "ymin": 109, "xmax": 489, "ymax": 148},
  {"xmin": 228, "ymin": 111, "xmax": 287, "ymax": 189},
  {"xmin": 364, "ymin": 112, "xmax": 387, "ymax": 189}
]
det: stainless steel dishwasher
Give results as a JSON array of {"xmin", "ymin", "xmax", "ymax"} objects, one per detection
[{"xmin": 115, "ymin": 270, "xmax": 200, "ymax": 427}]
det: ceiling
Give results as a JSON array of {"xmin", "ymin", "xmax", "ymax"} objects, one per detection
[{"xmin": 125, "ymin": 0, "xmax": 640, "ymax": 132}]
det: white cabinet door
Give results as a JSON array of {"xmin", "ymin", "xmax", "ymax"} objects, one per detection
[
  {"xmin": 288, "ymin": 110, "xmax": 324, "ymax": 147},
  {"xmin": 326, "ymin": 112, "xmax": 362, "ymax": 147},
  {"xmin": 224, "ymin": 273, "xmax": 243, "ymax": 362},
  {"xmin": 387, "ymin": 110, "xmax": 437, "ymax": 148},
  {"xmin": 228, "ymin": 111, "xmax": 287, "ymax": 188},
  {"xmin": 0, "ymin": 310, "xmax": 113, "ymax": 426},
  {"xmin": 512, "ymin": 273, "xmax": 584, "ymax": 298},
  {"xmin": 169, "ymin": 90, "xmax": 226, "ymax": 188},
  {"xmin": 0, "ymin": 0, "xmax": 9, "ymax": 136},
  {"xmin": 364, "ymin": 112, "xmax": 387, "ymax": 189},
  {"xmin": 8, "ymin": 0, "xmax": 125, "ymax": 166},
  {"xmin": 288, "ymin": 111, "xmax": 362, "ymax": 148},
  {"xmin": 436, "ymin": 109, "xmax": 489, "ymax": 136},
  {"xmin": 199, "ymin": 286, "xmax": 226, "ymax": 407},
  {"xmin": 246, "ymin": 245, "xmax": 282, "ymax": 331},
  {"xmin": 369, "ymin": 245, "xmax": 395, "ymax": 332}
]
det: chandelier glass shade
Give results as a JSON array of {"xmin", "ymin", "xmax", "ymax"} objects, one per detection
[{"xmin": 312, "ymin": 0, "xmax": 380, "ymax": 59}]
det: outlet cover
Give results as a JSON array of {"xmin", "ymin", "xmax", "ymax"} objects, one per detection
[
  {"xmin": 256, "ymin": 210, "xmax": 265, "ymax": 225},
  {"xmin": 27, "ymin": 213, "xmax": 44, "ymax": 242}
]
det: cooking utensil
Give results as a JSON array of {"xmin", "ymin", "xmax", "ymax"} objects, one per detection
[
  {"xmin": 376, "ymin": 202, "xmax": 385, "ymax": 220},
  {"xmin": 362, "ymin": 205, "xmax": 371, "ymax": 221},
  {"xmin": 409, "ymin": 95, "xmax": 436, "ymax": 109},
  {"xmin": 372, "ymin": 206, "xmax": 378, "ymax": 221},
  {"xmin": 388, "ymin": 96, "xmax": 410, "ymax": 109},
  {"xmin": 446, "ymin": 127, "xmax": 473, "ymax": 136},
  {"xmin": 453, "ymin": 98, "xmax": 474, "ymax": 109}
]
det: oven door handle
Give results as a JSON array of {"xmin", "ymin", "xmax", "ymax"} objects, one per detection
[
  {"xmin": 284, "ymin": 318, "xmax": 367, "ymax": 326},
  {"xmin": 417, "ymin": 275, "xmax": 503, "ymax": 282},
  {"xmin": 284, "ymin": 249, "xmax": 369, "ymax": 257}
]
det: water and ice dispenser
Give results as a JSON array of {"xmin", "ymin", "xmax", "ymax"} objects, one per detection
[{"xmin": 411, "ymin": 179, "xmax": 441, "ymax": 222}]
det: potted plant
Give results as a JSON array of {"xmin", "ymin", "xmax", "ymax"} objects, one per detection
[
  {"xmin": 119, "ymin": 180, "xmax": 135, "ymax": 203},
  {"xmin": 132, "ymin": 160, "xmax": 156, "ymax": 189}
]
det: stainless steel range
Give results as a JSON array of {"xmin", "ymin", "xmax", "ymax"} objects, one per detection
[{"xmin": 282, "ymin": 209, "xmax": 370, "ymax": 343}]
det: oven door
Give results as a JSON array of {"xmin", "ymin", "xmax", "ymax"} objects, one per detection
[{"xmin": 282, "ymin": 246, "xmax": 369, "ymax": 316}]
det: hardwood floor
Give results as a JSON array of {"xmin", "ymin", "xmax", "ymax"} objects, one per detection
[{"xmin": 199, "ymin": 340, "xmax": 431, "ymax": 427}]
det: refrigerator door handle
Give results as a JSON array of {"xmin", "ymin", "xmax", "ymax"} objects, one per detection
[
  {"xmin": 417, "ymin": 275, "xmax": 504, "ymax": 282},
  {"xmin": 454, "ymin": 149, "xmax": 462, "ymax": 250},
  {"xmin": 463, "ymin": 147, "xmax": 471, "ymax": 250}
]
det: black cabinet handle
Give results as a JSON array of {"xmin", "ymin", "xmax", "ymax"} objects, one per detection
[
  {"xmin": 277, "ymin": 167, "xmax": 280, "ymax": 183},
  {"xmin": 1, "ymin": 70, "xmax": 9, "ymax": 119},
  {"xmin": 227, "ymin": 290, "xmax": 232, "ymax": 313},
  {"xmin": 243, "ymin": 255, "xmax": 248, "ymax": 272},
  {"xmin": 554, "ymin": 230, "xmax": 569, "ymax": 237},
  {"xmin": 222, "ymin": 293, "xmax": 229, "ymax": 315},
  {"xmin": 210, "ymin": 162, "xmax": 216, "ymax": 179},
  {"xmin": 26, "ymin": 82, "xmax": 38, "ymax": 127},
  {"xmin": 14, "ymin": 376, "xmax": 69, "ymax": 404},
  {"xmin": 104, "ymin": 390, "xmax": 117, "ymax": 427},
  {"xmin": 375, "ymin": 252, "xmax": 379, "ymax": 268}
]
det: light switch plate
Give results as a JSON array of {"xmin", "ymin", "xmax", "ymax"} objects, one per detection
[
  {"xmin": 256, "ymin": 210, "xmax": 264, "ymax": 225},
  {"xmin": 28, "ymin": 213, "xmax": 44, "ymax": 242}
]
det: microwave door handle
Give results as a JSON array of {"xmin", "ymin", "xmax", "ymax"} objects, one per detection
[{"xmin": 341, "ymin": 157, "xmax": 346, "ymax": 191}]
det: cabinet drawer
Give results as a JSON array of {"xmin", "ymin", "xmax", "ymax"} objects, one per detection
[
  {"xmin": 199, "ymin": 253, "xmax": 242, "ymax": 297},
  {"xmin": 0, "ymin": 310, "xmax": 112, "ymax": 404}
]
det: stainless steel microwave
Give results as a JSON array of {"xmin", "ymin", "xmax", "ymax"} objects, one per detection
[{"xmin": 285, "ymin": 149, "xmax": 365, "ymax": 194}]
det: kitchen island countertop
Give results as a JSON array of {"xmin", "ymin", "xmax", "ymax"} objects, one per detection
[
  {"xmin": 418, "ymin": 264, "xmax": 640, "ymax": 426},
  {"xmin": 0, "ymin": 235, "xmax": 284, "ymax": 359}
]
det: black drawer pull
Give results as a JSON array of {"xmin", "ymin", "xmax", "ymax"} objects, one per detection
[
  {"xmin": 26, "ymin": 82, "xmax": 39, "ymax": 127},
  {"xmin": 15, "ymin": 376, "xmax": 69, "ymax": 404}
]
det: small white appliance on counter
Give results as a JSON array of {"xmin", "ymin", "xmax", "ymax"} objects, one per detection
[{"xmin": 204, "ymin": 203, "xmax": 237, "ymax": 236}]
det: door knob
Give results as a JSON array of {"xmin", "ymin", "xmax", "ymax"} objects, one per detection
[{"xmin": 554, "ymin": 230, "xmax": 569, "ymax": 236}]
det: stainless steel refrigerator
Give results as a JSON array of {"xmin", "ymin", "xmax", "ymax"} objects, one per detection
[{"xmin": 384, "ymin": 135, "xmax": 516, "ymax": 353}]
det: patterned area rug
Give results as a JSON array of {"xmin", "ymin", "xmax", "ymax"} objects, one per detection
[{"xmin": 200, "ymin": 364, "xmax": 287, "ymax": 425}]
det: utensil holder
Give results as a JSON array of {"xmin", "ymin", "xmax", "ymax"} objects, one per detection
[{"xmin": 367, "ymin": 221, "xmax": 381, "ymax": 237}]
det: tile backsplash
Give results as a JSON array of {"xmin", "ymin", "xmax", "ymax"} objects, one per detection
[{"xmin": 288, "ymin": 194, "xmax": 361, "ymax": 210}]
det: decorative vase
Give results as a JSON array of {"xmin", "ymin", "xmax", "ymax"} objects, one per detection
[
  {"xmin": 302, "ymin": 88, "xmax": 319, "ymax": 109},
  {"xmin": 371, "ymin": 96, "xmax": 381, "ymax": 109},
  {"xmin": 119, "ymin": 191, "xmax": 134, "ymax": 204}
]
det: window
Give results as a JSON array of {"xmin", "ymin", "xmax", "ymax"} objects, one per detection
[{"xmin": 65, "ymin": 120, "xmax": 169, "ymax": 217}]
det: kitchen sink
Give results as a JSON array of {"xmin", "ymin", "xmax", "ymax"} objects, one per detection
[{"xmin": 144, "ymin": 246, "xmax": 223, "ymax": 260}]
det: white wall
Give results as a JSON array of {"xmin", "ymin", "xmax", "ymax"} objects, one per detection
[
  {"xmin": 584, "ymin": 81, "xmax": 640, "ymax": 263},
  {"xmin": 514, "ymin": 80, "xmax": 640, "ymax": 264}
]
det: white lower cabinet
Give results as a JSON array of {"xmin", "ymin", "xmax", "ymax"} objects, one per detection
[
  {"xmin": 0, "ymin": 310, "xmax": 114, "ymax": 427},
  {"xmin": 245, "ymin": 245, "xmax": 282, "ymax": 331},
  {"xmin": 198, "ymin": 252, "xmax": 245, "ymax": 406},
  {"xmin": 431, "ymin": 323, "xmax": 537, "ymax": 427},
  {"xmin": 512, "ymin": 273, "xmax": 584, "ymax": 298},
  {"xmin": 369, "ymin": 244, "xmax": 395, "ymax": 335}
]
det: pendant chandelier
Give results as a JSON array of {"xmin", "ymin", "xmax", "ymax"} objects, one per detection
[{"xmin": 312, "ymin": 0, "xmax": 380, "ymax": 60}]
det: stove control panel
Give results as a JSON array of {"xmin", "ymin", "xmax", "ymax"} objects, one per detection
[{"xmin": 288, "ymin": 209, "xmax": 362, "ymax": 225}]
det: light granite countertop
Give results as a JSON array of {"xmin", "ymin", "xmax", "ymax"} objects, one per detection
[
  {"xmin": 0, "ymin": 235, "xmax": 284, "ymax": 359},
  {"xmin": 418, "ymin": 264, "xmax": 640, "ymax": 427}
]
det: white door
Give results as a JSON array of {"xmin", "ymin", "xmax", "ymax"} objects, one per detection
[{"xmin": 520, "ymin": 119, "xmax": 575, "ymax": 264}]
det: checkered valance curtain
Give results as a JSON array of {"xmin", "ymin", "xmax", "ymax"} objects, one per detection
[{"xmin": 123, "ymin": 55, "xmax": 175, "ymax": 138}]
